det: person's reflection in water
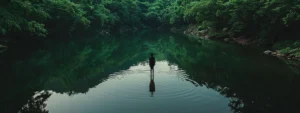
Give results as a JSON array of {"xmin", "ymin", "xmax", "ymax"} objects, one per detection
[
  {"xmin": 149, "ymin": 70, "xmax": 155, "ymax": 97},
  {"xmin": 149, "ymin": 53, "xmax": 156, "ymax": 97}
]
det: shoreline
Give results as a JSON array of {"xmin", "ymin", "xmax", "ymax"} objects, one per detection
[{"xmin": 169, "ymin": 25, "xmax": 300, "ymax": 73}]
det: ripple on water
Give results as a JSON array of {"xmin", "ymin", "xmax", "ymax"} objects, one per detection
[
  {"xmin": 100, "ymin": 61, "xmax": 203, "ymax": 101},
  {"xmin": 45, "ymin": 61, "xmax": 231, "ymax": 113}
]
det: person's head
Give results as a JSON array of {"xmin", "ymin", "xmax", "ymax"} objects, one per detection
[{"xmin": 150, "ymin": 53, "xmax": 154, "ymax": 57}]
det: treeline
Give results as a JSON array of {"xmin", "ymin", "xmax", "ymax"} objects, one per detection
[
  {"xmin": 160, "ymin": 0, "xmax": 300, "ymax": 41},
  {"xmin": 0, "ymin": 0, "xmax": 300, "ymax": 41},
  {"xmin": 0, "ymin": 0, "xmax": 145, "ymax": 37},
  {"xmin": 0, "ymin": 0, "xmax": 164, "ymax": 38}
]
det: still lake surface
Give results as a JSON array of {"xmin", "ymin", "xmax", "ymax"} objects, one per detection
[{"xmin": 1, "ymin": 31, "xmax": 299, "ymax": 113}]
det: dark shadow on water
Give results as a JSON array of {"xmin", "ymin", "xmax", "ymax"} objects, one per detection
[
  {"xmin": 149, "ymin": 53, "xmax": 156, "ymax": 97},
  {"xmin": 149, "ymin": 69, "xmax": 155, "ymax": 97}
]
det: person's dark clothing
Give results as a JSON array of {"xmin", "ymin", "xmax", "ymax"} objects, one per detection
[{"xmin": 149, "ymin": 56, "xmax": 155, "ymax": 69}]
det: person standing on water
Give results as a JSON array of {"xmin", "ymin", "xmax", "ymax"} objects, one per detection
[
  {"xmin": 149, "ymin": 53, "xmax": 156, "ymax": 70},
  {"xmin": 149, "ymin": 53, "xmax": 156, "ymax": 96}
]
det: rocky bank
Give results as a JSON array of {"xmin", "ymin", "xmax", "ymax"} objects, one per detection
[{"xmin": 171, "ymin": 25, "xmax": 300, "ymax": 63}]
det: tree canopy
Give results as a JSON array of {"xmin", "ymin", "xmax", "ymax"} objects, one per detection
[{"xmin": 0, "ymin": 0, "xmax": 299, "ymax": 41}]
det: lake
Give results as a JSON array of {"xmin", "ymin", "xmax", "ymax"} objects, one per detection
[{"xmin": 1, "ymin": 31, "xmax": 299, "ymax": 113}]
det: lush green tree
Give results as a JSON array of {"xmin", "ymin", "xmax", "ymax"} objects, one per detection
[
  {"xmin": 0, "ymin": 0, "xmax": 50, "ymax": 37},
  {"xmin": 0, "ymin": 0, "xmax": 299, "ymax": 42},
  {"xmin": 178, "ymin": 0, "xmax": 300, "ymax": 40}
]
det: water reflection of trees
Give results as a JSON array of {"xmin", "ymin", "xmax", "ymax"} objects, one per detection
[
  {"xmin": 171, "ymin": 56, "xmax": 300, "ymax": 113},
  {"xmin": 0, "ymin": 77, "xmax": 51, "ymax": 113},
  {"xmin": 19, "ymin": 91, "xmax": 51, "ymax": 113},
  {"xmin": 158, "ymin": 35, "xmax": 300, "ymax": 113},
  {"xmin": 2, "ymin": 31, "xmax": 300, "ymax": 113}
]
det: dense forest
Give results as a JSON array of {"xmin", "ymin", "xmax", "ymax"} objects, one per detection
[
  {"xmin": 1, "ymin": 1, "xmax": 300, "ymax": 112},
  {"xmin": 0, "ymin": 0, "xmax": 300, "ymax": 55}
]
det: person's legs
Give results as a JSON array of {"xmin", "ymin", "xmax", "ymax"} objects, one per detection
[{"xmin": 150, "ymin": 68, "xmax": 154, "ymax": 80}]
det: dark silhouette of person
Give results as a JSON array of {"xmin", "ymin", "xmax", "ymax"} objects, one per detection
[
  {"xmin": 149, "ymin": 53, "xmax": 156, "ymax": 70},
  {"xmin": 149, "ymin": 53, "xmax": 156, "ymax": 96},
  {"xmin": 149, "ymin": 69, "xmax": 155, "ymax": 97}
]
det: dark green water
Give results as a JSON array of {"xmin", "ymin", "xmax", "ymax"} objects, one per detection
[{"xmin": 1, "ymin": 31, "xmax": 300, "ymax": 113}]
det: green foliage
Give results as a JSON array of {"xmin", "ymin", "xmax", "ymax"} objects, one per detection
[
  {"xmin": 0, "ymin": 10, "xmax": 22, "ymax": 35},
  {"xmin": 274, "ymin": 41, "xmax": 300, "ymax": 50},
  {"xmin": 0, "ymin": 0, "xmax": 299, "ymax": 41},
  {"xmin": 0, "ymin": 0, "xmax": 50, "ymax": 36},
  {"xmin": 27, "ymin": 21, "xmax": 47, "ymax": 37},
  {"xmin": 92, "ymin": 4, "xmax": 110, "ymax": 26},
  {"xmin": 46, "ymin": 0, "xmax": 91, "ymax": 32},
  {"xmin": 277, "ymin": 47, "xmax": 300, "ymax": 57},
  {"xmin": 163, "ymin": 0, "xmax": 300, "ymax": 40},
  {"xmin": 0, "ymin": 0, "xmax": 156, "ymax": 37},
  {"xmin": 277, "ymin": 47, "xmax": 292, "ymax": 54},
  {"xmin": 275, "ymin": 40, "xmax": 300, "ymax": 57}
]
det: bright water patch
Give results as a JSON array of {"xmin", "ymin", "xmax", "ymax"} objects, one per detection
[
  {"xmin": 1, "ymin": 31, "xmax": 300, "ymax": 113},
  {"xmin": 45, "ymin": 61, "xmax": 231, "ymax": 113}
]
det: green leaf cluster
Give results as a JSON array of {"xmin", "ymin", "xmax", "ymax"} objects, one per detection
[{"xmin": 1, "ymin": 0, "xmax": 299, "ymax": 40}]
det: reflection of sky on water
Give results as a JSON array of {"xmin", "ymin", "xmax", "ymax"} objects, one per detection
[
  {"xmin": 45, "ymin": 61, "xmax": 231, "ymax": 113},
  {"xmin": 3, "ymin": 31, "xmax": 299, "ymax": 113}
]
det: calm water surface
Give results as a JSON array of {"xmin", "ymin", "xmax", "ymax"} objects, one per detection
[{"xmin": 1, "ymin": 31, "xmax": 300, "ymax": 113}]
